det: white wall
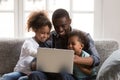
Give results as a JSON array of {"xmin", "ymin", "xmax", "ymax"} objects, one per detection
[{"xmin": 94, "ymin": 0, "xmax": 120, "ymax": 46}]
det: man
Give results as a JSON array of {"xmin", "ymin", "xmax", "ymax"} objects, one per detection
[
  {"xmin": 28, "ymin": 8, "xmax": 100, "ymax": 80},
  {"xmin": 51, "ymin": 9, "xmax": 100, "ymax": 67}
]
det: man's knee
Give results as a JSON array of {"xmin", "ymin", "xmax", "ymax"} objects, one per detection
[
  {"xmin": 29, "ymin": 71, "xmax": 43, "ymax": 76},
  {"xmin": 60, "ymin": 72, "xmax": 75, "ymax": 80},
  {"xmin": 28, "ymin": 71, "xmax": 47, "ymax": 80}
]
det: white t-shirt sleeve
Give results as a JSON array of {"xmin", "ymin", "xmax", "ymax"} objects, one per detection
[{"xmin": 21, "ymin": 39, "xmax": 39, "ymax": 57}]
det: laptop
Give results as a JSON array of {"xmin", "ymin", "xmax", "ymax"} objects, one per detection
[{"xmin": 36, "ymin": 48, "xmax": 74, "ymax": 74}]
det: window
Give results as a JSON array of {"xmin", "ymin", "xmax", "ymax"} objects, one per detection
[
  {"xmin": 0, "ymin": 0, "xmax": 94, "ymax": 38},
  {"xmin": 0, "ymin": 0, "xmax": 14, "ymax": 38},
  {"xmin": 72, "ymin": 0, "xmax": 94, "ymax": 36}
]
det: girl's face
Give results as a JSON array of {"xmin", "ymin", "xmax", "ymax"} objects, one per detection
[
  {"xmin": 35, "ymin": 25, "xmax": 50, "ymax": 43},
  {"xmin": 68, "ymin": 36, "xmax": 84, "ymax": 55}
]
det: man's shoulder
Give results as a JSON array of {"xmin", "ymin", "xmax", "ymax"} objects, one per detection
[
  {"xmin": 51, "ymin": 30, "xmax": 57, "ymax": 35},
  {"xmin": 51, "ymin": 30, "xmax": 56, "ymax": 34},
  {"xmin": 45, "ymin": 40, "xmax": 52, "ymax": 48}
]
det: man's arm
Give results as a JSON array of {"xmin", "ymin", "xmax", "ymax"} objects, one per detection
[
  {"xmin": 74, "ymin": 33, "xmax": 100, "ymax": 67},
  {"xmin": 87, "ymin": 33, "xmax": 100, "ymax": 67},
  {"xmin": 77, "ymin": 64, "xmax": 92, "ymax": 75},
  {"xmin": 74, "ymin": 55, "xmax": 92, "ymax": 75},
  {"xmin": 74, "ymin": 56, "xmax": 94, "ymax": 66}
]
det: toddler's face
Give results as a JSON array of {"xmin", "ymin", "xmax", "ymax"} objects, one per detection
[
  {"xmin": 68, "ymin": 36, "xmax": 83, "ymax": 55},
  {"xmin": 35, "ymin": 25, "xmax": 50, "ymax": 42}
]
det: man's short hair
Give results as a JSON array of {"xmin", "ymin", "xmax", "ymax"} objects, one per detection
[{"xmin": 52, "ymin": 8, "xmax": 70, "ymax": 22}]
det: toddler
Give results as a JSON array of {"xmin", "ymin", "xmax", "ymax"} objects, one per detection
[{"xmin": 67, "ymin": 31, "xmax": 96, "ymax": 80}]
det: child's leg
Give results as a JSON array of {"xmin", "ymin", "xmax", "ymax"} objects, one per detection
[
  {"xmin": 1, "ymin": 72, "xmax": 25, "ymax": 80},
  {"xmin": 18, "ymin": 76, "xmax": 28, "ymax": 80}
]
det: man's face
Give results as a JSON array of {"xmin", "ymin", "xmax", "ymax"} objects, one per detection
[{"xmin": 53, "ymin": 17, "xmax": 71, "ymax": 37}]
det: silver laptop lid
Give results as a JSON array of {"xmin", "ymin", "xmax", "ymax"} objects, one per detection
[{"xmin": 37, "ymin": 48, "xmax": 74, "ymax": 74}]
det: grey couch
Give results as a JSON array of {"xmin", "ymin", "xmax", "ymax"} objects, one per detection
[{"xmin": 0, "ymin": 38, "xmax": 119, "ymax": 79}]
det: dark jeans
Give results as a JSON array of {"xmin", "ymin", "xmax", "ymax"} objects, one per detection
[{"xmin": 28, "ymin": 71, "xmax": 75, "ymax": 80}]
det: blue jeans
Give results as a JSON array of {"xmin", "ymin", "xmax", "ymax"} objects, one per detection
[
  {"xmin": 1, "ymin": 72, "xmax": 27, "ymax": 80},
  {"xmin": 28, "ymin": 71, "xmax": 75, "ymax": 80}
]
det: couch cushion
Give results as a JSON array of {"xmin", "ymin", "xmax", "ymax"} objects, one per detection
[
  {"xmin": 95, "ymin": 40, "xmax": 119, "ymax": 71},
  {"xmin": 0, "ymin": 39, "xmax": 24, "ymax": 75},
  {"xmin": 0, "ymin": 39, "xmax": 119, "ymax": 75}
]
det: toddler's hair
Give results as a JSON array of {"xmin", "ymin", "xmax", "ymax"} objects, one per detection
[
  {"xmin": 27, "ymin": 10, "xmax": 52, "ymax": 32},
  {"xmin": 68, "ymin": 30, "xmax": 89, "ymax": 50}
]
